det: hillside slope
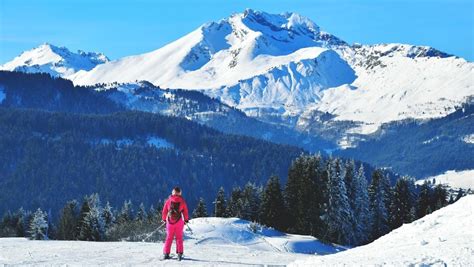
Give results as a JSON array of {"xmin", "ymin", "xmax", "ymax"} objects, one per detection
[
  {"xmin": 291, "ymin": 195, "xmax": 474, "ymax": 266},
  {"xmin": 0, "ymin": 218, "xmax": 344, "ymax": 265}
]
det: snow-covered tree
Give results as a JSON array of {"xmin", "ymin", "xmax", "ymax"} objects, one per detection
[
  {"xmin": 285, "ymin": 154, "xmax": 325, "ymax": 236},
  {"xmin": 57, "ymin": 200, "xmax": 78, "ymax": 240},
  {"xmin": 147, "ymin": 205, "xmax": 157, "ymax": 223},
  {"xmin": 192, "ymin": 198, "xmax": 208, "ymax": 218},
  {"xmin": 136, "ymin": 203, "xmax": 147, "ymax": 223},
  {"xmin": 369, "ymin": 170, "xmax": 390, "ymax": 240},
  {"xmin": 78, "ymin": 193, "xmax": 105, "ymax": 241},
  {"xmin": 390, "ymin": 176, "xmax": 416, "ymax": 229},
  {"xmin": 103, "ymin": 201, "xmax": 115, "ymax": 230},
  {"xmin": 227, "ymin": 187, "xmax": 243, "ymax": 218},
  {"xmin": 416, "ymin": 181, "xmax": 432, "ymax": 218},
  {"xmin": 214, "ymin": 187, "xmax": 227, "ymax": 217},
  {"xmin": 352, "ymin": 164, "xmax": 371, "ymax": 244},
  {"xmin": 344, "ymin": 160, "xmax": 356, "ymax": 210},
  {"xmin": 432, "ymin": 184, "xmax": 448, "ymax": 210},
  {"xmin": 241, "ymin": 182, "xmax": 261, "ymax": 221},
  {"xmin": 29, "ymin": 208, "xmax": 48, "ymax": 240},
  {"xmin": 117, "ymin": 200, "xmax": 133, "ymax": 224},
  {"xmin": 260, "ymin": 175, "xmax": 288, "ymax": 231},
  {"xmin": 324, "ymin": 158, "xmax": 355, "ymax": 245}
]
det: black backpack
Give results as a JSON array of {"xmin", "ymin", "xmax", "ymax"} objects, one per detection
[{"xmin": 168, "ymin": 201, "xmax": 181, "ymax": 223}]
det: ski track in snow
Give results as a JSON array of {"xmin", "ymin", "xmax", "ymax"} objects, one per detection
[{"xmin": 0, "ymin": 218, "xmax": 338, "ymax": 266}]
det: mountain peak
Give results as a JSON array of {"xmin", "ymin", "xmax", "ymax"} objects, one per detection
[
  {"xmin": 237, "ymin": 9, "xmax": 320, "ymax": 38},
  {"xmin": 1, "ymin": 43, "xmax": 109, "ymax": 77}
]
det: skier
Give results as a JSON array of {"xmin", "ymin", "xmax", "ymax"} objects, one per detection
[{"xmin": 161, "ymin": 186, "xmax": 189, "ymax": 261}]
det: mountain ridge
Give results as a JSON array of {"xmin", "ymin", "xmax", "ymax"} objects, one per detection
[
  {"xmin": 2, "ymin": 9, "xmax": 472, "ymax": 142},
  {"xmin": 0, "ymin": 43, "xmax": 108, "ymax": 78}
]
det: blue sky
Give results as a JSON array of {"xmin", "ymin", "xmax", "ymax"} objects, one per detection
[{"xmin": 1, "ymin": 0, "xmax": 473, "ymax": 63}]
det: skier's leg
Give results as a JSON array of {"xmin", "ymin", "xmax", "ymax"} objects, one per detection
[
  {"xmin": 175, "ymin": 219, "xmax": 185, "ymax": 254},
  {"xmin": 163, "ymin": 222, "xmax": 174, "ymax": 255}
]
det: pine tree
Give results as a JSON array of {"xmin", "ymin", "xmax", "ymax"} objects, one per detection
[
  {"xmin": 117, "ymin": 200, "xmax": 133, "ymax": 224},
  {"xmin": 136, "ymin": 203, "xmax": 147, "ymax": 223},
  {"xmin": 432, "ymin": 184, "xmax": 448, "ymax": 211},
  {"xmin": 454, "ymin": 188, "xmax": 464, "ymax": 202},
  {"xmin": 241, "ymin": 182, "xmax": 261, "ymax": 221},
  {"xmin": 260, "ymin": 175, "xmax": 288, "ymax": 231},
  {"xmin": 76, "ymin": 195, "xmax": 91, "ymax": 238},
  {"xmin": 103, "ymin": 201, "xmax": 115, "ymax": 230},
  {"xmin": 57, "ymin": 200, "xmax": 78, "ymax": 240},
  {"xmin": 416, "ymin": 181, "xmax": 432, "ymax": 218},
  {"xmin": 352, "ymin": 164, "xmax": 371, "ymax": 245},
  {"xmin": 368, "ymin": 169, "xmax": 390, "ymax": 241},
  {"xmin": 79, "ymin": 194, "xmax": 105, "ymax": 241},
  {"xmin": 192, "ymin": 198, "xmax": 208, "ymax": 218},
  {"xmin": 147, "ymin": 205, "xmax": 157, "ymax": 223},
  {"xmin": 344, "ymin": 160, "xmax": 356, "ymax": 211},
  {"xmin": 227, "ymin": 187, "xmax": 243, "ymax": 218},
  {"xmin": 214, "ymin": 187, "xmax": 227, "ymax": 217},
  {"xmin": 285, "ymin": 155, "xmax": 325, "ymax": 236},
  {"xmin": 13, "ymin": 208, "xmax": 27, "ymax": 237},
  {"xmin": 448, "ymin": 194, "xmax": 454, "ymax": 204},
  {"xmin": 285, "ymin": 156, "xmax": 305, "ymax": 232},
  {"xmin": 324, "ymin": 158, "xmax": 355, "ymax": 245},
  {"xmin": 390, "ymin": 177, "xmax": 416, "ymax": 229},
  {"xmin": 29, "ymin": 208, "xmax": 48, "ymax": 240}
]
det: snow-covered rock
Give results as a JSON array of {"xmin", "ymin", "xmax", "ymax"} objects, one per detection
[
  {"xmin": 291, "ymin": 195, "xmax": 474, "ymax": 266},
  {"xmin": 0, "ymin": 43, "xmax": 109, "ymax": 77},
  {"xmin": 416, "ymin": 170, "xmax": 474, "ymax": 190}
]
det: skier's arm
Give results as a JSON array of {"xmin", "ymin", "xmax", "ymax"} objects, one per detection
[
  {"xmin": 161, "ymin": 199, "xmax": 169, "ymax": 222},
  {"xmin": 182, "ymin": 200, "xmax": 190, "ymax": 222}
]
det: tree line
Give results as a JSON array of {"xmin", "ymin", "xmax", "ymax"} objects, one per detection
[
  {"xmin": 2, "ymin": 155, "xmax": 463, "ymax": 246},
  {"xmin": 205, "ymin": 155, "xmax": 460, "ymax": 245}
]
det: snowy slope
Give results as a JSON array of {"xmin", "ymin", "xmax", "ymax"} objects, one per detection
[
  {"xmin": 0, "ymin": 43, "xmax": 108, "ymax": 77},
  {"xmin": 310, "ymin": 44, "xmax": 474, "ymax": 133},
  {"xmin": 291, "ymin": 195, "xmax": 474, "ymax": 266},
  {"xmin": 187, "ymin": 217, "xmax": 344, "ymax": 255},
  {"xmin": 0, "ymin": 218, "xmax": 343, "ymax": 266},
  {"xmin": 416, "ymin": 170, "xmax": 474, "ymax": 190}
]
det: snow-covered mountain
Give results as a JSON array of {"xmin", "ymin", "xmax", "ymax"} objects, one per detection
[
  {"xmin": 3, "ymin": 10, "xmax": 473, "ymax": 148},
  {"xmin": 67, "ymin": 9, "xmax": 473, "ymax": 136},
  {"xmin": 302, "ymin": 43, "xmax": 473, "ymax": 135},
  {"xmin": 291, "ymin": 195, "xmax": 474, "ymax": 266},
  {"xmin": 0, "ymin": 43, "xmax": 109, "ymax": 77},
  {"xmin": 70, "ymin": 9, "xmax": 357, "ymax": 120}
]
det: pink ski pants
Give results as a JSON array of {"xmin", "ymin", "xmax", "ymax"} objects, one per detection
[{"xmin": 163, "ymin": 219, "xmax": 184, "ymax": 254}]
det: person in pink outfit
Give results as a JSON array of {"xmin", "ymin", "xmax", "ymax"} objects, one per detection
[{"xmin": 161, "ymin": 186, "xmax": 189, "ymax": 261}]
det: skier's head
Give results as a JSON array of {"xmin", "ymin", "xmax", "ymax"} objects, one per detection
[{"xmin": 172, "ymin": 186, "xmax": 182, "ymax": 196}]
